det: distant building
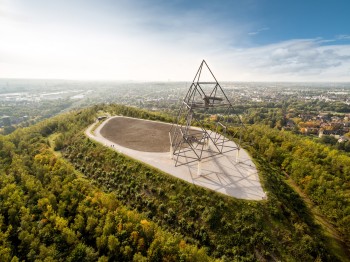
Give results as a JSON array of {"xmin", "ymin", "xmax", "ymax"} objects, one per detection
[
  {"xmin": 305, "ymin": 127, "xmax": 319, "ymax": 135},
  {"xmin": 319, "ymin": 129, "xmax": 341, "ymax": 138}
]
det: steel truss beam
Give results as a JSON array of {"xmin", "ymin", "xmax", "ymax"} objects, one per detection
[{"xmin": 169, "ymin": 60, "xmax": 245, "ymax": 167}]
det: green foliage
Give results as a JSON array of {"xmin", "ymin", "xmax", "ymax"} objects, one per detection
[
  {"xmin": 0, "ymin": 99, "xmax": 74, "ymax": 135},
  {"xmin": 0, "ymin": 119, "xmax": 213, "ymax": 261},
  {"xmin": 320, "ymin": 135, "xmax": 338, "ymax": 145},
  {"xmin": 239, "ymin": 125, "xmax": 350, "ymax": 246},
  {"xmin": 59, "ymin": 104, "xmax": 336, "ymax": 261},
  {"xmin": 0, "ymin": 104, "xmax": 344, "ymax": 261}
]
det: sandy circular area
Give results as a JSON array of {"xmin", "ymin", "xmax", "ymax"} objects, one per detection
[{"xmin": 100, "ymin": 117, "xmax": 171, "ymax": 152}]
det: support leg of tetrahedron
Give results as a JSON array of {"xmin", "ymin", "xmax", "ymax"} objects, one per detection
[
  {"xmin": 197, "ymin": 160, "xmax": 202, "ymax": 176},
  {"xmin": 236, "ymin": 149, "xmax": 240, "ymax": 163},
  {"xmin": 204, "ymin": 137, "xmax": 209, "ymax": 150},
  {"xmin": 170, "ymin": 145, "xmax": 173, "ymax": 159},
  {"xmin": 169, "ymin": 132, "xmax": 173, "ymax": 159}
]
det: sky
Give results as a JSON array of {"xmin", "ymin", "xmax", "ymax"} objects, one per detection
[{"xmin": 0, "ymin": 0, "xmax": 350, "ymax": 82}]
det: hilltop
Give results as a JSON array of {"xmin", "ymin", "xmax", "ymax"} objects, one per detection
[{"xmin": 0, "ymin": 104, "xmax": 349, "ymax": 261}]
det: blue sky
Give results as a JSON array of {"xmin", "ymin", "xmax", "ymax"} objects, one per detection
[{"xmin": 0, "ymin": 0, "xmax": 350, "ymax": 81}]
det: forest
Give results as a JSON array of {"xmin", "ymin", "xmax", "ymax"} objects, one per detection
[
  {"xmin": 0, "ymin": 104, "xmax": 349, "ymax": 261},
  {"xmin": 238, "ymin": 125, "xmax": 350, "ymax": 242},
  {"xmin": 0, "ymin": 108, "xmax": 212, "ymax": 261}
]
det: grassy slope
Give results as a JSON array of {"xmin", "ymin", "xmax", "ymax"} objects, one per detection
[{"xmin": 0, "ymin": 123, "xmax": 215, "ymax": 261}]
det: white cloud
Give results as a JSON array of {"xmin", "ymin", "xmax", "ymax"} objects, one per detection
[
  {"xmin": 337, "ymin": 34, "xmax": 350, "ymax": 40},
  {"xmin": 0, "ymin": 1, "xmax": 349, "ymax": 82},
  {"xmin": 248, "ymin": 27, "xmax": 270, "ymax": 36},
  {"xmin": 0, "ymin": 0, "xmax": 249, "ymax": 81},
  {"xmin": 215, "ymin": 39, "xmax": 350, "ymax": 81}
]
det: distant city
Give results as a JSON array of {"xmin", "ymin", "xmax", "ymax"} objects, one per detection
[{"xmin": 1, "ymin": 79, "xmax": 350, "ymax": 143}]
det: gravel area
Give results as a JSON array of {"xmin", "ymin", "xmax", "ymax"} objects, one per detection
[{"xmin": 100, "ymin": 117, "xmax": 171, "ymax": 152}]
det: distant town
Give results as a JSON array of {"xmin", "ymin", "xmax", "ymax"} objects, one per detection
[{"xmin": 1, "ymin": 79, "xmax": 349, "ymax": 146}]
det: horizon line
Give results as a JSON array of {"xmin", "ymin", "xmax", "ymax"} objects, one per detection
[{"xmin": 1, "ymin": 77, "xmax": 350, "ymax": 84}]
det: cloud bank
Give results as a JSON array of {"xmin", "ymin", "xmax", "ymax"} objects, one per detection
[
  {"xmin": 221, "ymin": 39, "xmax": 350, "ymax": 81},
  {"xmin": 0, "ymin": 0, "xmax": 349, "ymax": 82}
]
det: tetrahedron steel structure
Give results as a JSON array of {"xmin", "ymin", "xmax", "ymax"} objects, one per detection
[{"xmin": 169, "ymin": 60, "xmax": 243, "ymax": 166}]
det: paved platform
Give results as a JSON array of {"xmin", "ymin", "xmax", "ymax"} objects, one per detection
[{"xmin": 86, "ymin": 116, "xmax": 266, "ymax": 200}]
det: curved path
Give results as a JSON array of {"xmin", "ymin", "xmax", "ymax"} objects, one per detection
[{"xmin": 86, "ymin": 116, "xmax": 266, "ymax": 200}]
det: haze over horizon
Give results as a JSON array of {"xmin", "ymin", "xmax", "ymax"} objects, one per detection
[{"xmin": 1, "ymin": 0, "xmax": 350, "ymax": 82}]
